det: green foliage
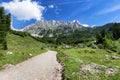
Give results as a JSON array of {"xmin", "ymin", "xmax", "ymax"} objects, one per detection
[
  {"xmin": 0, "ymin": 7, "xmax": 11, "ymax": 50},
  {"xmin": 10, "ymin": 30, "xmax": 30, "ymax": 37},
  {"xmin": 96, "ymin": 29, "xmax": 106, "ymax": 44},
  {"xmin": 104, "ymin": 36, "xmax": 116, "ymax": 51},
  {"xmin": 35, "ymin": 29, "xmax": 94, "ymax": 45},
  {"xmin": 57, "ymin": 29, "xmax": 94, "ymax": 45},
  {"xmin": 114, "ymin": 39, "xmax": 120, "ymax": 54},
  {"xmin": 112, "ymin": 23, "xmax": 120, "ymax": 40},
  {"xmin": 0, "ymin": 31, "xmax": 7, "ymax": 50},
  {"xmin": 97, "ymin": 44, "xmax": 104, "ymax": 49},
  {"xmin": 95, "ymin": 25, "xmax": 120, "ymax": 53},
  {"xmin": 57, "ymin": 48, "xmax": 120, "ymax": 80},
  {"xmin": 0, "ymin": 32, "xmax": 46, "ymax": 69}
]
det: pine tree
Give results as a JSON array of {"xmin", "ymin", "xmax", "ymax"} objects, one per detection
[
  {"xmin": 96, "ymin": 29, "xmax": 106, "ymax": 44},
  {"xmin": 112, "ymin": 23, "xmax": 120, "ymax": 40},
  {"xmin": 0, "ymin": 7, "xmax": 11, "ymax": 50}
]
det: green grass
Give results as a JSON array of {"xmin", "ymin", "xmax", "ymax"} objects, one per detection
[
  {"xmin": 57, "ymin": 48, "xmax": 120, "ymax": 80},
  {"xmin": 0, "ymin": 32, "xmax": 46, "ymax": 69}
]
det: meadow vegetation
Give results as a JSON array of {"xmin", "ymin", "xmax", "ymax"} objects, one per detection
[
  {"xmin": 0, "ymin": 32, "xmax": 46, "ymax": 69},
  {"xmin": 23, "ymin": 22, "xmax": 120, "ymax": 80},
  {"xmin": 57, "ymin": 48, "xmax": 120, "ymax": 80},
  {"xmin": 57, "ymin": 24, "xmax": 120, "ymax": 80}
]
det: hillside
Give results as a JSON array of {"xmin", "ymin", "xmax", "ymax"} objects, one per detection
[
  {"xmin": 7, "ymin": 31, "xmax": 46, "ymax": 52},
  {"xmin": 0, "ymin": 31, "xmax": 46, "ymax": 69}
]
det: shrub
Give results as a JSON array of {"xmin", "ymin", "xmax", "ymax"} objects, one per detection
[
  {"xmin": 41, "ymin": 47, "xmax": 44, "ymax": 50},
  {"xmin": 85, "ymin": 42, "xmax": 93, "ymax": 47},
  {"xmin": 104, "ymin": 36, "xmax": 116, "ymax": 51},
  {"xmin": 97, "ymin": 44, "xmax": 104, "ymax": 49},
  {"xmin": 103, "ymin": 37, "xmax": 120, "ymax": 53},
  {"xmin": 0, "ymin": 52, "xmax": 4, "ymax": 60},
  {"xmin": 115, "ymin": 39, "xmax": 120, "ymax": 54}
]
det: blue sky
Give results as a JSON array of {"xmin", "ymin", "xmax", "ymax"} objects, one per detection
[{"xmin": 0, "ymin": 0, "xmax": 120, "ymax": 29}]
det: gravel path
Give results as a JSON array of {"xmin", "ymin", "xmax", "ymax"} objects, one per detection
[{"xmin": 0, "ymin": 50, "xmax": 62, "ymax": 80}]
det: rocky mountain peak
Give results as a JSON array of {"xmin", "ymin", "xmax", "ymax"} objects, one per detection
[{"xmin": 22, "ymin": 20, "xmax": 87, "ymax": 37}]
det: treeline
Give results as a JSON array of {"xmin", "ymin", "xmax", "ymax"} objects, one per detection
[
  {"xmin": 96, "ymin": 23, "xmax": 120, "ymax": 53},
  {"xmin": 96, "ymin": 23, "xmax": 120, "ymax": 43},
  {"xmin": 10, "ymin": 30, "xmax": 30, "ymax": 37},
  {"xmin": 33, "ymin": 29, "xmax": 94, "ymax": 45},
  {"xmin": 0, "ymin": 7, "xmax": 11, "ymax": 50}
]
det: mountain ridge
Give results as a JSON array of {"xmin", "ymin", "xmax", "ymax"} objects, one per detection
[
  {"xmin": 21, "ymin": 19, "xmax": 118, "ymax": 40},
  {"xmin": 21, "ymin": 20, "xmax": 89, "ymax": 37}
]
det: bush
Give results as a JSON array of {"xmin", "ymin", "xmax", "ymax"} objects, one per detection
[
  {"xmin": 97, "ymin": 44, "xmax": 104, "ymax": 49},
  {"xmin": 104, "ymin": 37, "xmax": 116, "ymax": 51},
  {"xmin": 85, "ymin": 42, "xmax": 93, "ymax": 47},
  {"xmin": 41, "ymin": 47, "xmax": 44, "ymax": 50},
  {"xmin": 115, "ymin": 39, "xmax": 120, "ymax": 54},
  {"xmin": 0, "ymin": 52, "xmax": 4, "ymax": 60},
  {"xmin": 103, "ymin": 37, "xmax": 120, "ymax": 53}
]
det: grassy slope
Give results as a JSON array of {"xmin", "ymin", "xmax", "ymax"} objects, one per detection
[
  {"xmin": 57, "ymin": 48, "xmax": 120, "ymax": 80},
  {"xmin": 0, "ymin": 32, "xmax": 46, "ymax": 69}
]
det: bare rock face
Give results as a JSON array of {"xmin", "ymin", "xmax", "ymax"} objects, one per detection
[{"xmin": 21, "ymin": 20, "xmax": 86, "ymax": 37}]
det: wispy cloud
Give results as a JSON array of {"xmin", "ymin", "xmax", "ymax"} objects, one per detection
[
  {"xmin": 54, "ymin": 1, "xmax": 83, "ymax": 5},
  {"xmin": 98, "ymin": 4, "xmax": 120, "ymax": 15},
  {"xmin": 54, "ymin": 6, "xmax": 61, "ymax": 16},
  {"xmin": 111, "ymin": 15, "xmax": 120, "ymax": 22},
  {"xmin": 48, "ymin": 5, "xmax": 54, "ymax": 8}
]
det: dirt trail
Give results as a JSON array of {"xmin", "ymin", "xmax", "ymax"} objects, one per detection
[{"xmin": 0, "ymin": 50, "xmax": 62, "ymax": 80}]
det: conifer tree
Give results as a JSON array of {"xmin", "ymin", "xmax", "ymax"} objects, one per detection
[{"xmin": 0, "ymin": 7, "xmax": 11, "ymax": 50}]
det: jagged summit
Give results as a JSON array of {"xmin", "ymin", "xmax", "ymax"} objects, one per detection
[
  {"xmin": 22, "ymin": 20, "xmax": 88, "ymax": 37},
  {"xmin": 22, "ymin": 20, "xmax": 85, "ymax": 29}
]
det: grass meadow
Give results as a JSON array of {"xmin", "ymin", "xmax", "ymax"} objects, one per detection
[
  {"xmin": 0, "ymin": 32, "xmax": 46, "ymax": 69},
  {"xmin": 57, "ymin": 48, "xmax": 120, "ymax": 80}
]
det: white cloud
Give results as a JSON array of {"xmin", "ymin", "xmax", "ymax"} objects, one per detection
[
  {"xmin": 91, "ymin": 25, "xmax": 96, "ymax": 27},
  {"xmin": 48, "ymin": 5, "xmax": 54, "ymax": 8},
  {"xmin": 82, "ymin": 24, "xmax": 89, "ymax": 27},
  {"xmin": 13, "ymin": 0, "xmax": 19, "ymax": 2},
  {"xmin": 98, "ymin": 5, "xmax": 120, "ymax": 15},
  {"xmin": 1, "ymin": 0, "xmax": 45, "ymax": 21}
]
